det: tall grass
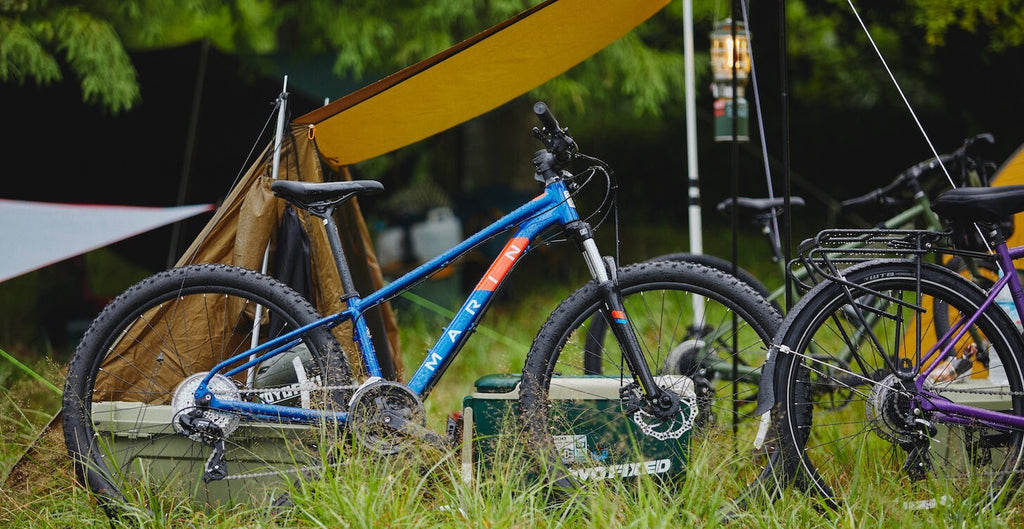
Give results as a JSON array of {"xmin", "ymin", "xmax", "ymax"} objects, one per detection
[{"xmin": 3, "ymin": 246, "xmax": 1024, "ymax": 528}]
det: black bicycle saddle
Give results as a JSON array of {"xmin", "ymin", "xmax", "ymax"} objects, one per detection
[{"xmin": 931, "ymin": 185, "xmax": 1024, "ymax": 224}]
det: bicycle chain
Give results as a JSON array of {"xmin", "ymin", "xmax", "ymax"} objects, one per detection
[
  {"xmin": 202, "ymin": 382, "xmax": 358, "ymax": 481},
  {"xmin": 233, "ymin": 383, "xmax": 360, "ymax": 395},
  {"xmin": 928, "ymin": 386, "xmax": 1024, "ymax": 397}
]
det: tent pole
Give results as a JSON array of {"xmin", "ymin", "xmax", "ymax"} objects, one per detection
[
  {"xmin": 683, "ymin": 0, "xmax": 704, "ymax": 317},
  {"xmin": 166, "ymin": 40, "xmax": 210, "ymax": 268},
  {"xmin": 247, "ymin": 76, "xmax": 290, "ymax": 388}
]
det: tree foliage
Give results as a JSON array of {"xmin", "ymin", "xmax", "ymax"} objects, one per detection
[
  {"xmin": 2, "ymin": 0, "xmax": 1023, "ymax": 115},
  {"xmin": 1, "ymin": 0, "xmax": 137, "ymax": 112},
  {"xmin": 910, "ymin": 0, "xmax": 1024, "ymax": 49}
]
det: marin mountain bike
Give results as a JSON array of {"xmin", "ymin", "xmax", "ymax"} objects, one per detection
[
  {"xmin": 61, "ymin": 102, "xmax": 781, "ymax": 516},
  {"xmin": 759, "ymin": 184, "xmax": 1024, "ymax": 511}
]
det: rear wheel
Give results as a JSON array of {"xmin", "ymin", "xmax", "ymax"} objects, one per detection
[
  {"xmin": 62, "ymin": 264, "xmax": 352, "ymax": 517},
  {"xmin": 520, "ymin": 261, "xmax": 781, "ymax": 493},
  {"xmin": 771, "ymin": 260, "xmax": 1024, "ymax": 511}
]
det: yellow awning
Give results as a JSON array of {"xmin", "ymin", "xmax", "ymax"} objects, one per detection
[
  {"xmin": 993, "ymin": 143, "xmax": 1024, "ymax": 248},
  {"xmin": 293, "ymin": 0, "xmax": 669, "ymax": 169}
]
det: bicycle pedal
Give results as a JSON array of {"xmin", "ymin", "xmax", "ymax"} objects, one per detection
[{"xmin": 446, "ymin": 412, "xmax": 463, "ymax": 447}]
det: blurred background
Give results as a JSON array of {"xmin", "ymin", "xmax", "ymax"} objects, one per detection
[{"xmin": 1, "ymin": 0, "xmax": 1022, "ymax": 357}]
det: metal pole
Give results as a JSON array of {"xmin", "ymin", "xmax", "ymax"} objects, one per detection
[
  {"xmin": 166, "ymin": 40, "xmax": 210, "ymax": 268},
  {"xmin": 247, "ymin": 76, "xmax": 289, "ymax": 388},
  {"xmin": 683, "ymin": 0, "xmax": 705, "ymax": 317},
  {"xmin": 270, "ymin": 76, "xmax": 289, "ymax": 183},
  {"xmin": 779, "ymin": 0, "xmax": 793, "ymax": 311}
]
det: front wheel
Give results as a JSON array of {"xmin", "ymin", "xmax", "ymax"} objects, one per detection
[
  {"xmin": 519, "ymin": 260, "xmax": 781, "ymax": 492},
  {"xmin": 770, "ymin": 260, "xmax": 1024, "ymax": 512},
  {"xmin": 62, "ymin": 264, "xmax": 352, "ymax": 517},
  {"xmin": 581, "ymin": 252, "xmax": 778, "ymax": 375}
]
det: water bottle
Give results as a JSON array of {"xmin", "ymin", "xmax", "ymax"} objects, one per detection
[{"xmin": 991, "ymin": 272, "xmax": 1021, "ymax": 385}]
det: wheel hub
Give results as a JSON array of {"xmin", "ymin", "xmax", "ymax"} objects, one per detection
[
  {"xmin": 171, "ymin": 372, "xmax": 241, "ymax": 441},
  {"xmin": 866, "ymin": 374, "xmax": 918, "ymax": 445},
  {"xmin": 662, "ymin": 339, "xmax": 716, "ymax": 430}
]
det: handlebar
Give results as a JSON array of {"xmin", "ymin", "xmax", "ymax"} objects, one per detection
[
  {"xmin": 840, "ymin": 154, "xmax": 953, "ymax": 210},
  {"xmin": 533, "ymin": 102, "xmax": 561, "ymax": 134},
  {"xmin": 840, "ymin": 133, "xmax": 995, "ymax": 212},
  {"xmin": 531, "ymin": 101, "xmax": 578, "ymax": 184}
]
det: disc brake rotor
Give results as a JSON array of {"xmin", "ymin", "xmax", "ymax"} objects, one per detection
[{"xmin": 631, "ymin": 375, "xmax": 699, "ymax": 441}]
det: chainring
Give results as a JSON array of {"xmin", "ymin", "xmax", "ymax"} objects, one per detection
[{"xmin": 348, "ymin": 379, "xmax": 427, "ymax": 455}]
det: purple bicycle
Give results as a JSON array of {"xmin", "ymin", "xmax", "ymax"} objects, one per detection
[{"xmin": 758, "ymin": 184, "xmax": 1024, "ymax": 511}]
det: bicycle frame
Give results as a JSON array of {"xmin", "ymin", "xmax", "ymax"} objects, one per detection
[
  {"xmin": 192, "ymin": 179, "xmax": 584, "ymax": 425},
  {"xmin": 915, "ymin": 241, "xmax": 1024, "ymax": 430},
  {"xmin": 697, "ymin": 190, "xmax": 945, "ymax": 381}
]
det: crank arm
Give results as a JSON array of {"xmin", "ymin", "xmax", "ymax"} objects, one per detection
[{"xmin": 379, "ymin": 410, "xmax": 450, "ymax": 451}]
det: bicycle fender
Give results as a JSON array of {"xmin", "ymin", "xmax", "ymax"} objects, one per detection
[{"xmin": 753, "ymin": 344, "xmax": 780, "ymax": 416}]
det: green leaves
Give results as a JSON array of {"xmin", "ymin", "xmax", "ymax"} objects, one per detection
[
  {"xmin": 910, "ymin": 0, "xmax": 1024, "ymax": 49},
  {"xmin": 51, "ymin": 7, "xmax": 138, "ymax": 113},
  {"xmin": 4, "ymin": 0, "xmax": 1023, "ymax": 117},
  {"xmin": 1, "ymin": 2, "xmax": 138, "ymax": 113},
  {"xmin": 0, "ymin": 16, "xmax": 61, "ymax": 86}
]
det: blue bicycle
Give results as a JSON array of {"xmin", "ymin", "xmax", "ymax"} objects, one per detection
[{"xmin": 62, "ymin": 103, "xmax": 780, "ymax": 516}]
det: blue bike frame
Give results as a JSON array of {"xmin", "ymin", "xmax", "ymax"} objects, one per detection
[{"xmin": 193, "ymin": 180, "xmax": 583, "ymax": 425}]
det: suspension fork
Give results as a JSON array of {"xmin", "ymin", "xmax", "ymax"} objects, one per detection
[{"xmin": 567, "ymin": 221, "xmax": 667, "ymax": 402}]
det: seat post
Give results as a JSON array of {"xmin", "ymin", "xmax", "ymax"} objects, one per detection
[{"xmin": 312, "ymin": 206, "xmax": 360, "ymax": 301}]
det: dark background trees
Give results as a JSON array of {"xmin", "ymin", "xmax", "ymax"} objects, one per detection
[{"xmin": 2, "ymin": 0, "xmax": 1023, "ymax": 349}]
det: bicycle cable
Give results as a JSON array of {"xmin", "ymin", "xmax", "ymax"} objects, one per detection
[
  {"xmin": 844, "ymin": 0, "xmax": 953, "ymax": 189},
  {"xmin": 739, "ymin": 0, "xmax": 781, "ymax": 252}
]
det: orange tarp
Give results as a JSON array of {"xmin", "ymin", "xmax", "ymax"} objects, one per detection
[
  {"xmin": 294, "ymin": 0, "xmax": 670, "ymax": 169},
  {"xmin": 992, "ymin": 143, "xmax": 1024, "ymax": 248}
]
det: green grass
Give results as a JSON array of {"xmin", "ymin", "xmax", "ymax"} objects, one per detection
[{"xmin": 3, "ymin": 248, "xmax": 1024, "ymax": 528}]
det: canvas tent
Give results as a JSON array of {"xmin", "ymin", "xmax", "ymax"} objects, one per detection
[
  {"xmin": 294, "ymin": 0, "xmax": 671, "ymax": 169},
  {"xmin": 92, "ymin": 0, "xmax": 670, "ymax": 391},
  {"xmin": 170, "ymin": 127, "xmax": 402, "ymax": 379}
]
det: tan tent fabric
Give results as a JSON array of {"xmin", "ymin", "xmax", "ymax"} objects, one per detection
[
  {"xmin": 294, "ymin": 0, "xmax": 670, "ymax": 169},
  {"xmin": 95, "ymin": 127, "xmax": 401, "ymax": 401}
]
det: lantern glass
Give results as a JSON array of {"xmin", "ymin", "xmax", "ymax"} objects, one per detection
[{"xmin": 710, "ymin": 19, "xmax": 751, "ymax": 82}]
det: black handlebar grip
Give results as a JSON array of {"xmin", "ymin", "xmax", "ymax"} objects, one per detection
[
  {"xmin": 840, "ymin": 189, "xmax": 884, "ymax": 209},
  {"xmin": 533, "ymin": 101, "xmax": 561, "ymax": 132}
]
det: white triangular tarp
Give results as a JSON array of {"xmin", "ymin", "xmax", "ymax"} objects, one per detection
[{"xmin": 0, "ymin": 199, "xmax": 215, "ymax": 283}]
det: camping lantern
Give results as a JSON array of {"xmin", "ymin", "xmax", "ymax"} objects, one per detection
[{"xmin": 711, "ymin": 19, "xmax": 751, "ymax": 142}]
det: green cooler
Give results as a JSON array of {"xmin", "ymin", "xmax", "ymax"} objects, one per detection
[{"xmin": 459, "ymin": 374, "xmax": 694, "ymax": 483}]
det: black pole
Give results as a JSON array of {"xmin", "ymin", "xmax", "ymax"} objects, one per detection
[
  {"xmin": 779, "ymin": 0, "xmax": 793, "ymax": 310},
  {"xmin": 730, "ymin": 2, "xmax": 741, "ymax": 437},
  {"xmin": 167, "ymin": 39, "xmax": 210, "ymax": 268}
]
